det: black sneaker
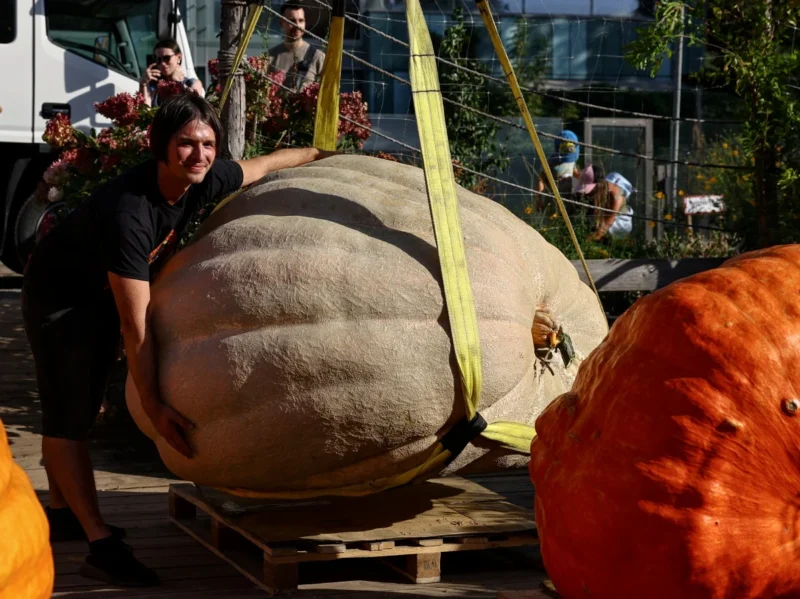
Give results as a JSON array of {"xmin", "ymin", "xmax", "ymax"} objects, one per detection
[
  {"xmin": 46, "ymin": 506, "xmax": 126, "ymax": 543},
  {"xmin": 80, "ymin": 537, "xmax": 160, "ymax": 587}
]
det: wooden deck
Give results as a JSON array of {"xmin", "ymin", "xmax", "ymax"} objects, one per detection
[{"xmin": 0, "ymin": 289, "xmax": 549, "ymax": 598}]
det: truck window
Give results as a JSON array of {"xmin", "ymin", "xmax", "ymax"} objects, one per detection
[
  {"xmin": 0, "ymin": 0, "xmax": 14, "ymax": 44},
  {"xmin": 44, "ymin": 0, "xmax": 160, "ymax": 80}
]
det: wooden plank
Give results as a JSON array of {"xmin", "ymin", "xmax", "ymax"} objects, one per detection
[
  {"xmin": 402, "ymin": 553, "xmax": 441, "ymax": 584},
  {"xmin": 174, "ymin": 476, "xmax": 535, "ymax": 548},
  {"xmin": 263, "ymin": 558, "xmax": 299, "ymax": 595},
  {"xmin": 170, "ymin": 515, "xmax": 273, "ymax": 595},
  {"xmin": 169, "ymin": 480, "xmax": 539, "ymax": 594},
  {"xmin": 55, "ymin": 564, "xmax": 239, "ymax": 588},
  {"xmin": 571, "ymin": 258, "xmax": 726, "ymax": 292},
  {"xmin": 360, "ymin": 540, "xmax": 395, "ymax": 551}
]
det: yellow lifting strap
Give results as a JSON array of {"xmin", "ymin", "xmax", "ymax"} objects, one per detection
[
  {"xmin": 312, "ymin": 0, "xmax": 345, "ymax": 150},
  {"xmin": 218, "ymin": 3, "xmax": 263, "ymax": 113},
  {"xmin": 209, "ymin": 2, "xmax": 263, "ymax": 217},
  {"xmin": 474, "ymin": 0, "xmax": 603, "ymax": 314},
  {"xmin": 406, "ymin": 0, "xmax": 536, "ymax": 452}
]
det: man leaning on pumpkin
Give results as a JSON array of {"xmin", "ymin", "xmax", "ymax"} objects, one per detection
[{"xmin": 21, "ymin": 92, "xmax": 335, "ymax": 587}]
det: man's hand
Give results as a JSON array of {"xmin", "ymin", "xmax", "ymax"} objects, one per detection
[
  {"xmin": 143, "ymin": 401, "xmax": 195, "ymax": 458},
  {"xmin": 315, "ymin": 149, "xmax": 340, "ymax": 161},
  {"xmin": 108, "ymin": 274, "xmax": 195, "ymax": 458}
]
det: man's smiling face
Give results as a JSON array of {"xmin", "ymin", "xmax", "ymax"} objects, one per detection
[{"xmin": 165, "ymin": 120, "xmax": 217, "ymax": 185}]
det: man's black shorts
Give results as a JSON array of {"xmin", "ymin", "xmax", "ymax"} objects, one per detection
[{"xmin": 21, "ymin": 288, "xmax": 121, "ymax": 441}]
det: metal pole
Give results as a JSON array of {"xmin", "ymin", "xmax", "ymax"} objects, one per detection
[{"xmin": 668, "ymin": 4, "xmax": 685, "ymax": 220}]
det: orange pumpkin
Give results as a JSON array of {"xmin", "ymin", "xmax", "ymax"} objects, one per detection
[
  {"xmin": 0, "ymin": 419, "xmax": 54, "ymax": 599},
  {"xmin": 530, "ymin": 245, "xmax": 800, "ymax": 599}
]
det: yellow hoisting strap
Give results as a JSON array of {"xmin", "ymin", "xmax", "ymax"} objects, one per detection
[
  {"xmin": 312, "ymin": 0, "xmax": 345, "ymax": 150},
  {"xmin": 407, "ymin": 0, "xmax": 536, "ymax": 453},
  {"xmin": 474, "ymin": 0, "xmax": 604, "ymax": 316},
  {"xmin": 209, "ymin": 2, "xmax": 263, "ymax": 216},
  {"xmin": 218, "ymin": 2, "xmax": 263, "ymax": 113},
  {"xmin": 407, "ymin": 0, "xmax": 481, "ymax": 422}
]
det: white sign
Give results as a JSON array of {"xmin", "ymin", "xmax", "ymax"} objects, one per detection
[{"xmin": 683, "ymin": 195, "xmax": 725, "ymax": 215}]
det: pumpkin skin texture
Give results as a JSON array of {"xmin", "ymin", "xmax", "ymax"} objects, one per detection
[
  {"xmin": 126, "ymin": 155, "xmax": 607, "ymax": 494},
  {"xmin": 530, "ymin": 245, "xmax": 800, "ymax": 599},
  {"xmin": 0, "ymin": 419, "xmax": 54, "ymax": 599}
]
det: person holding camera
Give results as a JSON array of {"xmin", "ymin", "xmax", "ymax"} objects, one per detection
[{"xmin": 139, "ymin": 39, "xmax": 205, "ymax": 107}]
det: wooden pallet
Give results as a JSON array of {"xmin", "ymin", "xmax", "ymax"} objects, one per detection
[{"xmin": 169, "ymin": 476, "xmax": 539, "ymax": 595}]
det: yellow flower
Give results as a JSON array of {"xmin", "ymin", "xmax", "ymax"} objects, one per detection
[
  {"xmin": 655, "ymin": 191, "xmax": 665, "ymax": 199},
  {"xmin": 743, "ymin": 174, "xmax": 750, "ymax": 181},
  {"xmin": 709, "ymin": 177, "xmax": 718, "ymax": 184},
  {"xmin": 550, "ymin": 213, "xmax": 559, "ymax": 220},
  {"xmin": 722, "ymin": 142, "xmax": 728, "ymax": 149},
  {"xmin": 678, "ymin": 189, "xmax": 685, "ymax": 196},
  {"xmin": 524, "ymin": 205, "xmax": 533, "ymax": 215},
  {"xmin": 776, "ymin": 161, "xmax": 782, "ymax": 168},
  {"xmin": 696, "ymin": 173, "xmax": 704, "ymax": 180},
  {"xmin": 648, "ymin": 221, "xmax": 656, "ymax": 228},
  {"xmin": 732, "ymin": 150, "xmax": 738, "ymax": 157},
  {"xmin": 777, "ymin": 146, "xmax": 782, "ymax": 153},
  {"xmin": 664, "ymin": 214, "xmax": 673, "ymax": 221}
]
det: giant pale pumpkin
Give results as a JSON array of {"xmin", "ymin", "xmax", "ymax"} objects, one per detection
[
  {"xmin": 127, "ymin": 155, "xmax": 607, "ymax": 495},
  {"xmin": 530, "ymin": 245, "xmax": 800, "ymax": 599},
  {"xmin": 0, "ymin": 419, "xmax": 54, "ymax": 598}
]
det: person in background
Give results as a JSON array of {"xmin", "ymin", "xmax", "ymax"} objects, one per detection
[
  {"xmin": 575, "ymin": 165, "xmax": 635, "ymax": 240},
  {"xmin": 139, "ymin": 39, "xmax": 205, "ymax": 107},
  {"xmin": 268, "ymin": 2, "xmax": 326, "ymax": 90},
  {"xmin": 537, "ymin": 130, "xmax": 581, "ymax": 195}
]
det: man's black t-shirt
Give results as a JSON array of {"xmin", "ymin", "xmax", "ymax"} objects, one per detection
[{"xmin": 24, "ymin": 158, "xmax": 243, "ymax": 312}]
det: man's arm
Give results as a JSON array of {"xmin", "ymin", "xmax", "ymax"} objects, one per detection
[
  {"xmin": 235, "ymin": 147, "xmax": 336, "ymax": 187},
  {"xmin": 108, "ymin": 273, "xmax": 194, "ymax": 457}
]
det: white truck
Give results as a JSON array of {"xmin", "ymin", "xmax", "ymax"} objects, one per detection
[{"xmin": 0, "ymin": 0, "xmax": 198, "ymax": 272}]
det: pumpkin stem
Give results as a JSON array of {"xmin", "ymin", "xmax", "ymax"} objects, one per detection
[{"xmin": 532, "ymin": 309, "xmax": 575, "ymax": 368}]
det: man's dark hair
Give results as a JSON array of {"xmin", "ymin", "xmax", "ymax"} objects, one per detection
[
  {"xmin": 149, "ymin": 93, "xmax": 224, "ymax": 162},
  {"xmin": 280, "ymin": 2, "xmax": 304, "ymax": 15}
]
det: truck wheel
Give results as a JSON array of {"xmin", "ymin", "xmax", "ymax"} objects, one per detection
[{"xmin": 12, "ymin": 194, "xmax": 65, "ymax": 272}]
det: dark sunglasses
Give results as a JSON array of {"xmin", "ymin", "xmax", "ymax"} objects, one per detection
[{"xmin": 155, "ymin": 54, "xmax": 176, "ymax": 63}]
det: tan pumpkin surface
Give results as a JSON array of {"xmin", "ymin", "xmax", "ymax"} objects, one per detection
[{"xmin": 127, "ymin": 155, "xmax": 607, "ymax": 493}]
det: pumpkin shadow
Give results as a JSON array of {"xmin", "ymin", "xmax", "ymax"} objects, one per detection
[
  {"xmin": 196, "ymin": 478, "xmax": 468, "ymax": 539},
  {"xmin": 0, "ymin": 290, "xmax": 46, "ymax": 446}
]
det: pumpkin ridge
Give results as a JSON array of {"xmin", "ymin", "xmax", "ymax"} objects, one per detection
[{"xmin": 244, "ymin": 158, "xmax": 545, "ymax": 243}]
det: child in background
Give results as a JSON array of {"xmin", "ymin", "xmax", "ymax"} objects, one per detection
[
  {"xmin": 575, "ymin": 165, "xmax": 635, "ymax": 240},
  {"xmin": 537, "ymin": 130, "xmax": 581, "ymax": 196}
]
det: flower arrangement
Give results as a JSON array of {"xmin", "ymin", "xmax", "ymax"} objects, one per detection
[
  {"xmin": 206, "ymin": 52, "xmax": 371, "ymax": 152},
  {"xmin": 37, "ymin": 92, "xmax": 158, "ymax": 211}
]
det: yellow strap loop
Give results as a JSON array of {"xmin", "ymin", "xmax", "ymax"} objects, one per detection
[
  {"xmin": 313, "ymin": 0, "xmax": 345, "ymax": 150},
  {"xmin": 475, "ymin": 0, "xmax": 604, "ymax": 316}
]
